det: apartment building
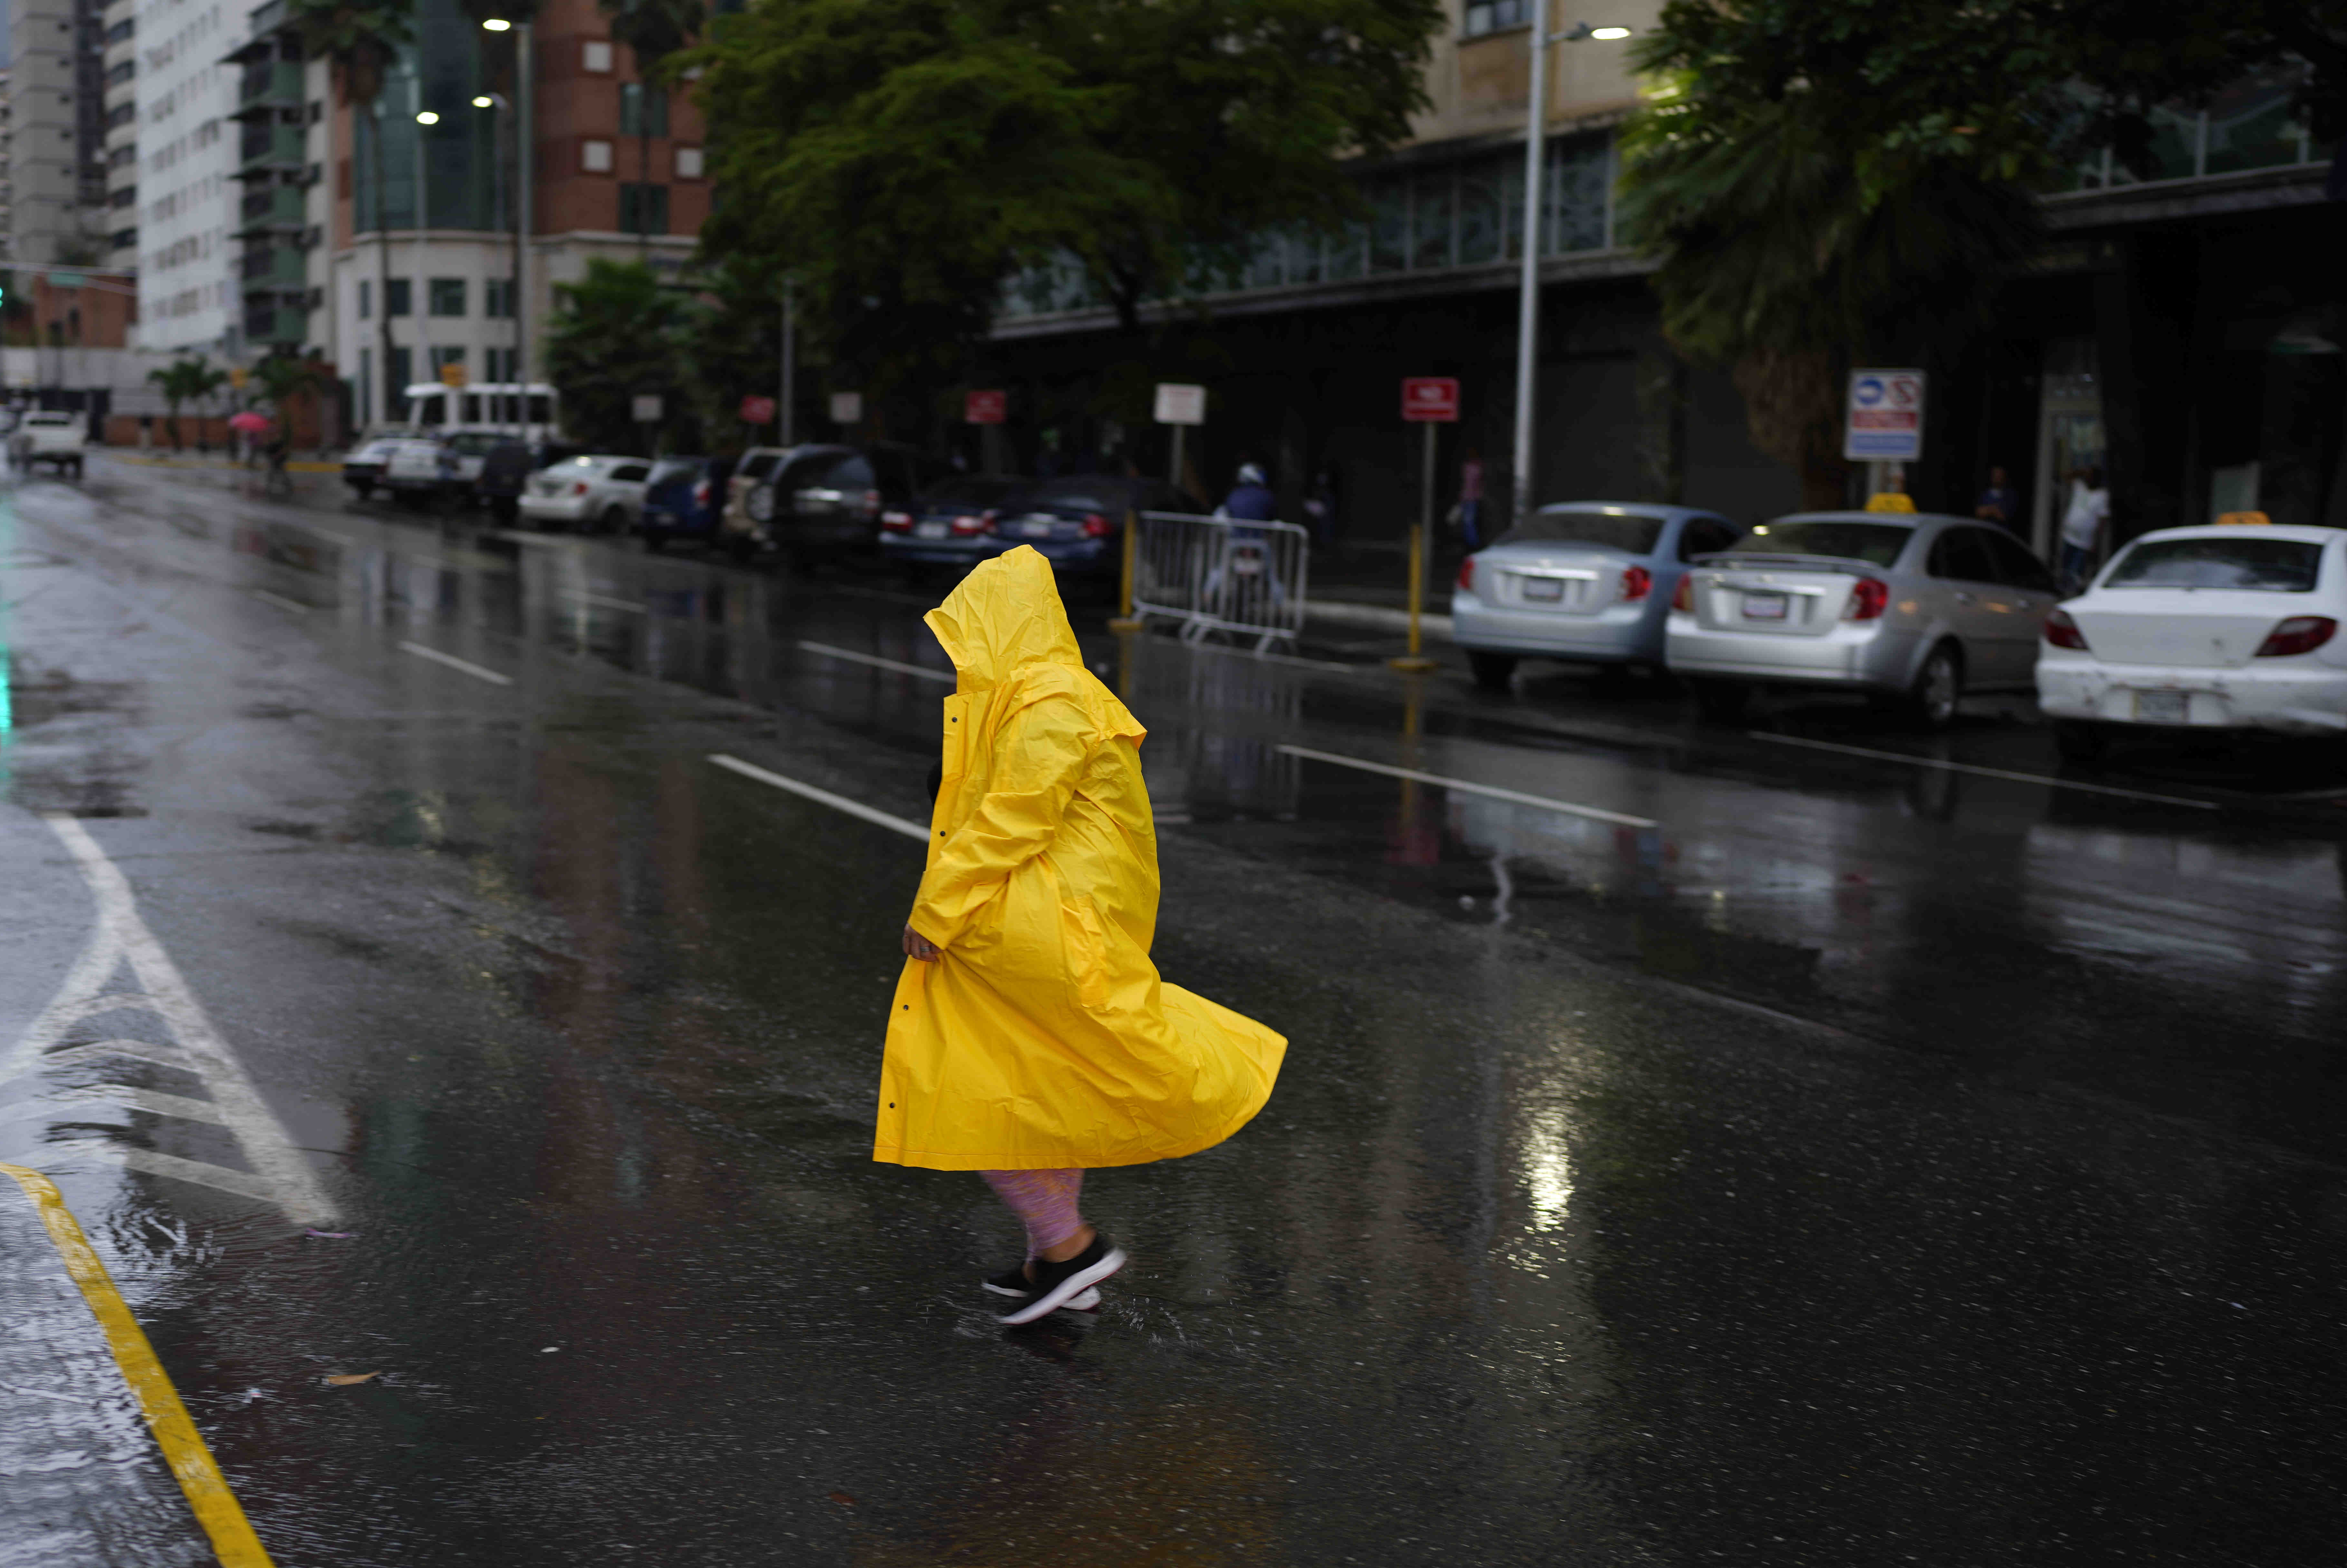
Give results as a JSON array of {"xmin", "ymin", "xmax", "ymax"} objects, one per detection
[
  {"xmin": 100, "ymin": 0, "xmax": 137, "ymax": 268},
  {"xmin": 7, "ymin": 0, "xmax": 110, "ymax": 264},
  {"xmin": 0, "ymin": 71, "xmax": 15, "ymax": 262},
  {"xmin": 135, "ymin": 0, "xmax": 264, "ymax": 354},
  {"xmin": 990, "ymin": 2, "xmax": 2345, "ymax": 548}
]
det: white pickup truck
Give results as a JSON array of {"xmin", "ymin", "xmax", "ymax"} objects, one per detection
[{"xmin": 9, "ymin": 411, "xmax": 88, "ymax": 477}]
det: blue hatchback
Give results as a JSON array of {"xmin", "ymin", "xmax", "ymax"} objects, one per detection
[{"xmin": 640, "ymin": 455, "xmax": 733, "ymax": 549}]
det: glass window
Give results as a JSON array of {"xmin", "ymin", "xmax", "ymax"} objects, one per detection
[
  {"xmin": 1546, "ymin": 134, "xmax": 1610, "ymax": 253},
  {"xmin": 358, "ymin": 278, "xmax": 371, "ymax": 319},
  {"xmin": 737, "ymin": 451, "xmax": 782, "ymax": 483},
  {"xmin": 1369, "ymin": 180, "xmax": 1407, "ymax": 274},
  {"xmin": 1982, "ymin": 530, "xmax": 2056, "ymax": 592},
  {"xmin": 2204, "ymin": 68, "xmax": 2309, "ymax": 174},
  {"xmin": 2111, "ymin": 104, "xmax": 2200, "ymax": 183},
  {"xmin": 1458, "ymin": 161, "xmax": 1504, "ymax": 265},
  {"xmin": 612, "ymin": 463, "xmax": 651, "ymax": 482},
  {"xmin": 484, "ymin": 278, "xmax": 514, "ymax": 318},
  {"xmin": 619, "ymin": 183, "xmax": 670, "ymax": 236},
  {"xmin": 390, "ymin": 347, "xmax": 413, "ymax": 390},
  {"xmin": 1503, "ymin": 509, "xmax": 1667, "ymax": 554},
  {"xmin": 1285, "ymin": 228, "xmax": 1323, "ymax": 287},
  {"xmin": 1411, "ymin": 171, "xmax": 1454, "ymax": 270},
  {"xmin": 1927, "ymin": 527, "xmax": 2000, "ymax": 582},
  {"xmin": 814, "ymin": 455, "xmax": 876, "ymax": 490},
  {"xmin": 1731, "ymin": 519, "xmax": 1914, "ymax": 567},
  {"xmin": 1461, "ymin": 1, "xmax": 1528, "ymax": 38},
  {"xmin": 2102, "ymin": 536, "xmax": 2323, "ymax": 592},
  {"xmin": 675, "ymin": 146, "xmax": 704, "ymax": 179},
  {"xmin": 429, "ymin": 277, "xmax": 466, "ymax": 317},
  {"xmin": 1325, "ymin": 219, "xmax": 1366, "ymax": 281},
  {"xmin": 1677, "ymin": 519, "xmax": 1741, "ymax": 560},
  {"xmin": 619, "ymin": 83, "xmax": 670, "ymax": 139},
  {"xmin": 385, "ymin": 277, "xmax": 411, "ymax": 317}
]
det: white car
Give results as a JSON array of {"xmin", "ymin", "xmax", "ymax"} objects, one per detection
[
  {"xmin": 10, "ymin": 410, "xmax": 88, "ymax": 477},
  {"xmin": 518, "ymin": 454, "xmax": 655, "ymax": 533},
  {"xmin": 2037, "ymin": 523, "xmax": 2347, "ymax": 759}
]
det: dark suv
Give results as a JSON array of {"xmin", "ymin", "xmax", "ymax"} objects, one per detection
[{"xmin": 730, "ymin": 443, "xmax": 946, "ymax": 563}]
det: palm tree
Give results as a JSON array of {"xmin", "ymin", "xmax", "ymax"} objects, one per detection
[
  {"xmin": 1617, "ymin": 90, "xmax": 2041, "ymax": 509},
  {"xmin": 251, "ymin": 354, "xmax": 334, "ymax": 448},
  {"xmin": 147, "ymin": 355, "xmax": 230, "ymax": 452},
  {"xmin": 598, "ymin": 0, "xmax": 704, "ymax": 258},
  {"xmin": 288, "ymin": 0, "xmax": 416, "ymax": 427}
]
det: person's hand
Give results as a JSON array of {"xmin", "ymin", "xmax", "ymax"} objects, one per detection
[{"xmin": 902, "ymin": 925, "xmax": 941, "ymax": 962}]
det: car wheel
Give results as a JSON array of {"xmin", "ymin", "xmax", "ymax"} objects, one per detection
[
  {"xmin": 1691, "ymin": 679, "xmax": 1753, "ymax": 722},
  {"xmin": 1902, "ymin": 643, "xmax": 1964, "ymax": 732},
  {"xmin": 600, "ymin": 506, "xmax": 628, "ymax": 535},
  {"xmin": 641, "ymin": 527, "xmax": 666, "ymax": 552},
  {"xmin": 351, "ymin": 479, "xmax": 374, "ymax": 499},
  {"xmin": 2054, "ymin": 719, "xmax": 2111, "ymax": 766},
  {"xmin": 1467, "ymin": 651, "xmax": 1518, "ymax": 691}
]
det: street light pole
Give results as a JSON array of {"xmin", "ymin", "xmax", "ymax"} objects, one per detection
[
  {"xmin": 414, "ymin": 84, "xmax": 436, "ymax": 407},
  {"xmin": 473, "ymin": 91, "xmax": 516, "ymax": 435},
  {"xmin": 780, "ymin": 277, "xmax": 795, "ymax": 447},
  {"xmin": 482, "ymin": 15, "xmax": 534, "ymax": 443}
]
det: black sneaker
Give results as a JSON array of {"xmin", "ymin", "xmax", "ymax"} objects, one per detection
[
  {"xmin": 981, "ymin": 1265, "xmax": 1099, "ymax": 1312},
  {"xmin": 996, "ymin": 1234, "xmax": 1126, "ymax": 1326}
]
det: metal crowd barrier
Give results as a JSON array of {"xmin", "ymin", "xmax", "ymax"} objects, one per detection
[{"xmin": 1127, "ymin": 511, "xmax": 1311, "ymax": 652}]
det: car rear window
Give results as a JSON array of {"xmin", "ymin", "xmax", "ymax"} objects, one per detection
[
  {"xmin": 1732, "ymin": 520, "xmax": 1913, "ymax": 567},
  {"xmin": 2103, "ymin": 535, "xmax": 2323, "ymax": 591},
  {"xmin": 919, "ymin": 476, "xmax": 1026, "ymax": 507},
  {"xmin": 736, "ymin": 452, "xmax": 781, "ymax": 482},
  {"xmin": 1500, "ymin": 509, "xmax": 1665, "ymax": 554}
]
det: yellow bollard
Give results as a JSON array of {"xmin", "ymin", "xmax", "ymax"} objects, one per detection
[
  {"xmin": 1107, "ymin": 507, "xmax": 1144, "ymax": 631},
  {"xmin": 1388, "ymin": 521, "xmax": 1439, "ymax": 673}
]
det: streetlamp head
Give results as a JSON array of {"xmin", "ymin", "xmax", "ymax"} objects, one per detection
[
  {"xmin": 472, "ymin": 95, "xmax": 494, "ymax": 108},
  {"xmin": 481, "ymin": 17, "xmax": 512, "ymax": 30},
  {"xmin": 415, "ymin": 111, "xmax": 440, "ymax": 125},
  {"xmin": 1590, "ymin": 25, "xmax": 1632, "ymax": 40}
]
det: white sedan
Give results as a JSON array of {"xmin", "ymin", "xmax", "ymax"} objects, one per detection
[
  {"xmin": 2036, "ymin": 522, "xmax": 2347, "ymax": 759},
  {"xmin": 519, "ymin": 454, "xmax": 655, "ymax": 533}
]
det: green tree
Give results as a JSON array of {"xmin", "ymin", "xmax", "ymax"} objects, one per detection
[
  {"xmin": 689, "ymin": 0, "xmax": 1443, "ymax": 393},
  {"xmin": 543, "ymin": 258, "xmax": 700, "ymax": 454},
  {"xmin": 289, "ymin": 0, "xmax": 417, "ymax": 425},
  {"xmin": 600, "ymin": 0, "xmax": 705, "ymax": 256},
  {"xmin": 251, "ymin": 354, "xmax": 335, "ymax": 446},
  {"xmin": 147, "ymin": 356, "xmax": 231, "ymax": 452}
]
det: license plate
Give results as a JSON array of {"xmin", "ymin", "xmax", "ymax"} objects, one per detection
[
  {"xmin": 1017, "ymin": 520, "xmax": 1054, "ymax": 538},
  {"xmin": 1741, "ymin": 593, "xmax": 1789, "ymax": 620},
  {"xmin": 2134, "ymin": 689, "xmax": 2189, "ymax": 724},
  {"xmin": 915, "ymin": 521, "xmax": 948, "ymax": 540},
  {"xmin": 1520, "ymin": 577, "xmax": 1564, "ymax": 603}
]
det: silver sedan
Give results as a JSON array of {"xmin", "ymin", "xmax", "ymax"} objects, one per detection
[{"xmin": 1663, "ymin": 511, "xmax": 2059, "ymax": 729}]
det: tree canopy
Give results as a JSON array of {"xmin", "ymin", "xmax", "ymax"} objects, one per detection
[
  {"xmin": 685, "ymin": 0, "xmax": 1444, "ymax": 386},
  {"xmin": 543, "ymin": 260, "xmax": 702, "ymax": 454}
]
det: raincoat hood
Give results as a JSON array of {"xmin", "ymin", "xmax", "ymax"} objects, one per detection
[{"xmin": 924, "ymin": 547, "xmax": 1084, "ymax": 693}]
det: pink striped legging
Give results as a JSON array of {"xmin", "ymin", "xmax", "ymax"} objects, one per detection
[{"xmin": 980, "ymin": 1169, "xmax": 1087, "ymax": 1260}]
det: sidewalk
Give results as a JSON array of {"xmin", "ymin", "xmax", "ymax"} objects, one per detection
[{"xmin": 1303, "ymin": 538, "xmax": 1459, "ymax": 641}]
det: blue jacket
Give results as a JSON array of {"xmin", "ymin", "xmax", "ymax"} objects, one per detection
[{"xmin": 1219, "ymin": 482, "xmax": 1278, "ymax": 522}]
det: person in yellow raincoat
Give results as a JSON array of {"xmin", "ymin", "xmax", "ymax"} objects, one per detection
[{"xmin": 878, "ymin": 546, "xmax": 1286, "ymax": 1324}]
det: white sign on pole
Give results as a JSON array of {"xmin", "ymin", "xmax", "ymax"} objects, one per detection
[
  {"xmin": 829, "ymin": 391, "xmax": 863, "ymax": 424},
  {"xmin": 1153, "ymin": 383, "xmax": 1206, "ymax": 426},
  {"xmin": 631, "ymin": 393, "xmax": 663, "ymax": 423},
  {"xmin": 1843, "ymin": 369, "xmax": 1925, "ymax": 461}
]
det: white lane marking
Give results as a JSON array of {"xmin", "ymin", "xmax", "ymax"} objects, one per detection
[
  {"xmin": 707, "ymin": 754, "xmax": 930, "ymax": 843},
  {"xmin": 565, "ymin": 590, "xmax": 645, "ymax": 613},
  {"xmin": 0, "ymin": 817, "xmax": 341, "ymax": 1226},
  {"xmin": 1277, "ymin": 744, "xmax": 1658, "ymax": 828},
  {"xmin": 1182, "ymin": 640, "xmax": 1377, "ymax": 676},
  {"xmin": 22, "ymin": 1139, "xmax": 283, "ymax": 1207},
  {"xmin": 0, "ymin": 1085, "xmax": 230, "ymax": 1127},
  {"xmin": 795, "ymin": 640, "xmax": 955, "ymax": 684},
  {"xmin": 40, "ymin": 1039, "xmax": 198, "ymax": 1074},
  {"xmin": 251, "ymin": 589, "xmax": 311, "ymax": 614},
  {"xmin": 398, "ymin": 640, "xmax": 515, "ymax": 686},
  {"xmin": 1746, "ymin": 732, "xmax": 2222, "ymax": 811}
]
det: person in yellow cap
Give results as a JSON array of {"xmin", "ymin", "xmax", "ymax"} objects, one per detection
[{"xmin": 878, "ymin": 545, "xmax": 1287, "ymax": 1324}]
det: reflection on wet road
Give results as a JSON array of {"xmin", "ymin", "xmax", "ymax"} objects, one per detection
[{"xmin": 1, "ymin": 458, "xmax": 2342, "ymax": 1566}]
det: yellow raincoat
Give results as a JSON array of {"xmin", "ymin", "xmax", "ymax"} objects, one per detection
[{"xmin": 874, "ymin": 547, "xmax": 1286, "ymax": 1171}]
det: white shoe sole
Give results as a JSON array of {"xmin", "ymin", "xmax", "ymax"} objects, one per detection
[
  {"xmin": 982, "ymin": 1281, "xmax": 1099, "ymax": 1312},
  {"xmin": 998, "ymin": 1247, "xmax": 1126, "ymax": 1326}
]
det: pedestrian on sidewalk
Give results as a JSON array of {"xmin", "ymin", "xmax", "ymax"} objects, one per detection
[
  {"xmin": 881, "ymin": 547, "xmax": 1287, "ymax": 1325},
  {"xmin": 1457, "ymin": 448, "xmax": 1485, "ymax": 550},
  {"xmin": 1974, "ymin": 465, "xmax": 2019, "ymax": 531},
  {"xmin": 2059, "ymin": 464, "xmax": 2109, "ymax": 595}
]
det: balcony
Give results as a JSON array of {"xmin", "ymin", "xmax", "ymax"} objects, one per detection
[
  {"xmin": 239, "ymin": 243, "xmax": 307, "ymax": 293},
  {"xmin": 234, "ymin": 184, "xmax": 305, "ymax": 237},
  {"xmin": 243, "ymin": 303, "xmax": 306, "ymax": 345},
  {"xmin": 236, "ymin": 61, "xmax": 302, "ymax": 117},
  {"xmin": 235, "ymin": 123, "xmax": 304, "ymax": 179}
]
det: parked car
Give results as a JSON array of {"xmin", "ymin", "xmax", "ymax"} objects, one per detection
[
  {"xmin": 519, "ymin": 454, "xmax": 656, "ymax": 533},
  {"xmin": 378, "ymin": 438, "xmax": 461, "ymax": 507},
  {"xmin": 1451, "ymin": 503, "xmax": 1743, "ymax": 689},
  {"xmin": 876, "ymin": 474, "xmax": 1034, "ymax": 573},
  {"xmin": 981, "ymin": 474, "xmax": 1205, "ymax": 578},
  {"xmin": 727, "ymin": 443, "xmax": 945, "ymax": 563},
  {"xmin": 342, "ymin": 432, "xmax": 414, "ymax": 498},
  {"xmin": 9, "ymin": 410, "xmax": 88, "ymax": 477},
  {"xmin": 473, "ymin": 438, "xmax": 583, "ymax": 524},
  {"xmin": 2037, "ymin": 522, "xmax": 2347, "ymax": 760},
  {"xmin": 639, "ymin": 455, "xmax": 735, "ymax": 549},
  {"xmin": 713, "ymin": 444, "xmax": 813, "ymax": 555},
  {"xmin": 1664, "ymin": 511, "xmax": 2058, "ymax": 729}
]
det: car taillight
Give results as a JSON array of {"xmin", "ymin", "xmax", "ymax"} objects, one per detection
[
  {"xmin": 2255, "ymin": 615, "xmax": 2337, "ymax": 658},
  {"xmin": 1620, "ymin": 564, "xmax": 1652, "ymax": 602},
  {"xmin": 950, "ymin": 512, "xmax": 991, "ymax": 536},
  {"xmin": 1843, "ymin": 577, "xmax": 1889, "ymax": 621},
  {"xmin": 2042, "ymin": 608, "xmax": 2091, "ymax": 650},
  {"xmin": 1671, "ymin": 574, "xmax": 1695, "ymax": 613},
  {"xmin": 569, "ymin": 481, "xmax": 589, "ymax": 497},
  {"xmin": 880, "ymin": 510, "xmax": 913, "ymax": 532},
  {"xmin": 860, "ymin": 488, "xmax": 882, "ymax": 519},
  {"xmin": 692, "ymin": 479, "xmax": 710, "ymax": 505},
  {"xmin": 1080, "ymin": 512, "xmax": 1114, "ymax": 539},
  {"xmin": 1456, "ymin": 558, "xmax": 1475, "ymax": 594}
]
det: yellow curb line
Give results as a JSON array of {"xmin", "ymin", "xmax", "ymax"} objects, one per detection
[
  {"xmin": 108, "ymin": 456, "xmax": 343, "ymax": 473},
  {"xmin": 0, "ymin": 1162, "xmax": 275, "ymax": 1567}
]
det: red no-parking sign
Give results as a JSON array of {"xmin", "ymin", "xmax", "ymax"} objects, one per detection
[
  {"xmin": 739, "ymin": 394, "xmax": 776, "ymax": 425},
  {"xmin": 965, "ymin": 390, "xmax": 1007, "ymax": 425},
  {"xmin": 1402, "ymin": 377, "xmax": 1460, "ymax": 422}
]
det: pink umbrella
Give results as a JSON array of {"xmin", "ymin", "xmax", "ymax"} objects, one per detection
[{"xmin": 228, "ymin": 411, "xmax": 273, "ymax": 434}]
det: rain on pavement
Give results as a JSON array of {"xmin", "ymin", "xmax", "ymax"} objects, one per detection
[{"xmin": 1, "ymin": 457, "xmax": 2341, "ymax": 1565}]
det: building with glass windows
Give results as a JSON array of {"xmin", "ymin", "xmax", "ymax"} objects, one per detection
[{"xmin": 985, "ymin": 7, "xmax": 2344, "ymax": 552}]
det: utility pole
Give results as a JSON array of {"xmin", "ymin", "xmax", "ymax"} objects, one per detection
[
  {"xmin": 1510, "ymin": 0, "xmax": 1552, "ymax": 538},
  {"xmin": 779, "ymin": 277, "xmax": 795, "ymax": 447},
  {"xmin": 516, "ymin": 18, "xmax": 534, "ymax": 441}
]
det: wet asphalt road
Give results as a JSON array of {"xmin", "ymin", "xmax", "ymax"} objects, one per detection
[{"xmin": 1, "ymin": 455, "xmax": 2343, "ymax": 1565}]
